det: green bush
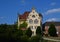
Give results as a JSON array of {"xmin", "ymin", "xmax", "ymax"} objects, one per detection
[
  {"xmin": 36, "ymin": 26, "xmax": 42, "ymax": 35},
  {"xmin": 48, "ymin": 24, "xmax": 57, "ymax": 37},
  {"xmin": 19, "ymin": 21, "xmax": 28, "ymax": 28},
  {"xmin": 25, "ymin": 27, "xmax": 32, "ymax": 37},
  {"xmin": 28, "ymin": 36, "xmax": 40, "ymax": 42}
]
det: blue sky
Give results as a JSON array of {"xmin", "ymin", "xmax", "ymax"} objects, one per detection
[{"xmin": 0, "ymin": 0, "xmax": 60, "ymax": 24}]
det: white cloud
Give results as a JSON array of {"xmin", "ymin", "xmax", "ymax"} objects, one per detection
[
  {"xmin": 46, "ymin": 18, "xmax": 60, "ymax": 22},
  {"xmin": 50, "ymin": 2, "xmax": 56, "ymax": 6},
  {"xmin": 45, "ymin": 8, "xmax": 60, "ymax": 14}
]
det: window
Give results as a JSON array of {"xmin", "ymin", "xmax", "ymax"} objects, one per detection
[
  {"xmin": 29, "ymin": 19, "xmax": 33, "ymax": 24},
  {"xmin": 34, "ymin": 19, "xmax": 38, "ymax": 24},
  {"xmin": 32, "ymin": 15, "xmax": 35, "ymax": 18}
]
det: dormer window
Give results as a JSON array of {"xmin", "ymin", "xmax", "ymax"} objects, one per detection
[{"xmin": 32, "ymin": 15, "xmax": 35, "ymax": 18}]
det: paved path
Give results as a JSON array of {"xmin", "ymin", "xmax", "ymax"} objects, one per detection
[{"xmin": 43, "ymin": 37, "xmax": 60, "ymax": 42}]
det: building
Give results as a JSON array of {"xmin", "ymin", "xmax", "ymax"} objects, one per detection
[
  {"xmin": 44, "ymin": 22, "xmax": 60, "ymax": 36},
  {"xmin": 18, "ymin": 8, "xmax": 43, "ymax": 36}
]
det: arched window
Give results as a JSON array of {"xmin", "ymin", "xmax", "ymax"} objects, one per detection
[
  {"xmin": 34, "ymin": 19, "xmax": 38, "ymax": 24},
  {"xmin": 29, "ymin": 19, "xmax": 33, "ymax": 24},
  {"xmin": 32, "ymin": 15, "xmax": 35, "ymax": 18}
]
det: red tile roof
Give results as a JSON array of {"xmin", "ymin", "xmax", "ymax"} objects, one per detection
[{"xmin": 19, "ymin": 12, "xmax": 30, "ymax": 20}]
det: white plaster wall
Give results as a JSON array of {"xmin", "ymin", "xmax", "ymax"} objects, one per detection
[{"xmin": 27, "ymin": 9, "xmax": 42, "ymax": 36}]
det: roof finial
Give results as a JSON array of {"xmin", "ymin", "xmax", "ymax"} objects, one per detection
[
  {"xmin": 32, "ymin": 7, "xmax": 35, "ymax": 10},
  {"xmin": 32, "ymin": 6, "xmax": 35, "ymax": 12}
]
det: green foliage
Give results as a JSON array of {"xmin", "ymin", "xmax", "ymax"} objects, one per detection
[
  {"xmin": 48, "ymin": 24, "xmax": 57, "ymax": 37},
  {"xmin": 0, "ymin": 24, "xmax": 43, "ymax": 42},
  {"xmin": 28, "ymin": 36, "xmax": 40, "ymax": 42},
  {"xmin": 0, "ymin": 24, "xmax": 8, "ymax": 33},
  {"xmin": 0, "ymin": 24, "xmax": 23, "ymax": 42},
  {"xmin": 36, "ymin": 26, "xmax": 42, "ymax": 35},
  {"xmin": 20, "ymin": 35, "xmax": 29, "ymax": 42},
  {"xmin": 19, "ymin": 21, "xmax": 28, "ymax": 28},
  {"xmin": 25, "ymin": 27, "xmax": 32, "ymax": 37}
]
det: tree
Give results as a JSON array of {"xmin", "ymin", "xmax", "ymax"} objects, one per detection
[
  {"xmin": 19, "ymin": 21, "xmax": 28, "ymax": 28},
  {"xmin": 0, "ymin": 24, "xmax": 8, "ymax": 33},
  {"xmin": 20, "ymin": 35, "xmax": 29, "ymax": 42},
  {"xmin": 36, "ymin": 26, "xmax": 42, "ymax": 35},
  {"xmin": 25, "ymin": 27, "xmax": 32, "ymax": 37},
  {"xmin": 48, "ymin": 24, "xmax": 57, "ymax": 37},
  {"xmin": 14, "ymin": 22, "xmax": 18, "ymax": 29},
  {"xmin": 28, "ymin": 36, "xmax": 40, "ymax": 42},
  {"xmin": 0, "ymin": 24, "xmax": 23, "ymax": 42}
]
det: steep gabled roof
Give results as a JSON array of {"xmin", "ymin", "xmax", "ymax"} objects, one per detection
[
  {"xmin": 19, "ymin": 12, "xmax": 30, "ymax": 20},
  {"xmin": 18, "ymin": 9, "xmax": 43, "ymax": 20}
]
